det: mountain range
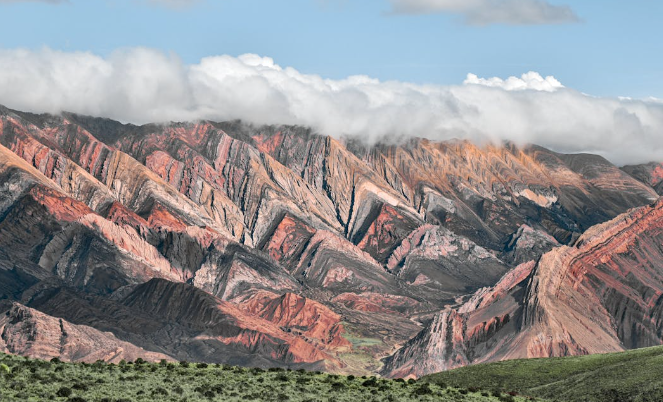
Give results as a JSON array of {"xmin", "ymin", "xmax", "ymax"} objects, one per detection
[{"xmin": 0, "ymin": 104, "xmax": 661, "ymax": 377}]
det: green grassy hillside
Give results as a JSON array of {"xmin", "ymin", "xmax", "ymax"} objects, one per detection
[
  {"xmin": 423, "ymin": 346, "xmax": 663, "ymax": 402},
  {"xmin": 0, "ymin": 353, "xmax": 538, "ymax": 402}
]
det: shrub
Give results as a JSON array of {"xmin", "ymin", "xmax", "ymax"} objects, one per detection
[
  {"xmin": 361, "ymin": 378, "xmax": 378, "ymax": 387},
  {"xmin": 179, "ymin": 360, "xmax": 189, "ymax": 368},
  {"xmin": 331, "ymin": 382, "xmax": 345, "ymax": 390},
  {"xmin": 251, "ymin": 367, "xmax": 265, "ymax": 374},
  {"xmin": 72, "ymin": 383, "xmax": 88, "ymax": 391},
  {"xmin": 196, "ymin": 362, "xmax": 208, "ymax": 369},
  {"xmin": 56, "ymin": 387, "xmax": 73, "ymax": 397},
  {"xmin": 459, "ymin": 388, "xmax": 469, "ymax": 395},
  {"xmin": 407, "ymin": 378, "xmax": 417, "ymax": 385},
  {"xmin": 67, "ymin": 398, "xmax": 87, "ymax": 402},
  {"xmin": 50, "ymin": 357, "xmax": 61, "ymax": 364},
  {"xmin": 275, "ymin": 373, "xmax": 289, "ymax": 382},
  {"xmin": 151, "ymin": 387, "xmax": 169, "ymax": 396},
  {"xmin": 135, "ymin": 358, "xmax": 146, "ymax": 365},
  {"xmin": 0, "ymin": 363, "xmax": 10, "ymax": 374},
  {"xmin": 412, "ymin": 383, "xmax": 433, "ymax": 396},
  {"xmin": 499, "ymin": 395, "xmax": 515, "ymax": 402}
]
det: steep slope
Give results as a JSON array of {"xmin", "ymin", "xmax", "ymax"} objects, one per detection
[
  {"xmin": 25, "ymin": 279, "xmax": 347, "ymax": 370},
  {"xmin": 0, "ymin": 301, "xmax": 171, "ymax": 363},
  {"xmin": 383, "ymin": 198, "xmax": 663, "ymax": 378},
  {"xmin": 4, "ymin": 107, "xmax": 656, "ymax": 302},
  {"xmin": 0, "ymin": 144, "xmax": 181, "ymax": 294}
]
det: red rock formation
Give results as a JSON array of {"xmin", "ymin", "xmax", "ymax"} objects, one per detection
[
  {"xmin": 0, "ymin": 302, "xmax": 171, "ymax": 363},
  {"xmin": 261, "ymin": 214, "xmax": 316, "ymax": 265},
  {"xmin": 383, "ymin": 198, "xmax": 663, "ymax": 378},
  {"xmin": 239, "ymin": 290, "xmax": 351, "ymax": 349},
  {"xmin": 120, "ymin": 279, "xmax": 343, "ymax": 367}
]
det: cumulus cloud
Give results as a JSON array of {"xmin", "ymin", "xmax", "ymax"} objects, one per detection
[
  {"xmin": 464, "ymin": 72, "xmax": 563, "ymax": 92},
  {"xmin": 389, "ymin": 0, "xmax": 579, "ymax": 25},
  {"xmin": 0, "ymin": 47, "xmax": 661, "ymax": 165}
]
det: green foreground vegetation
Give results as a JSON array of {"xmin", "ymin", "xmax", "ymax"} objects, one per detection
[
  {"xmin": 423, "ymin": 345, "xmax": 663, "ymax": 402},
  {"xmin": 0, "ymin": 353, "xmax": 537, "ymax": 402},
  {"xmin": 5, "ymin": 346, "xmax": 662, "ymax": 402}
]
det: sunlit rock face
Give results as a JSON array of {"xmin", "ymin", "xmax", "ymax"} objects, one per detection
[
  {"xmin": 0, "ymin": 104, "xmax": 660, "ymax": 374},
  {"xmin": 382, "ymin": 198, "xmax": 663, "ymax": 378}
]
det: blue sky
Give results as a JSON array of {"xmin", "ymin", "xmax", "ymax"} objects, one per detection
[
  {"xmin": 0, "ymin": 0, "xmax": 661, "ymax": 164},
  {"xmin": 0, "ymin": 0, "xmax": 661, "ymax": 98}
]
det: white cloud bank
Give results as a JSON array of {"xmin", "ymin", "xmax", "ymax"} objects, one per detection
[
  {"xmin": 389, "ymin": 0, "xmax": 579, "ymax": 25},
  {"xmin": 0, "ymin": 47, "xmax": 661, "ymax": 165}
]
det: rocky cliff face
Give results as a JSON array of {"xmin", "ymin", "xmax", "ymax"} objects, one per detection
[
  {"xmin": 0, "ymin": 104, "xmax": 661, "ymax": 375},
  {"xmin": 382, "ymin": 198, "xmax": 663, "ymax": 378}
]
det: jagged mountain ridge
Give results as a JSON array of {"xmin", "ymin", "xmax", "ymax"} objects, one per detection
[
  {"xmin": 0, "ymin": 104, "xmax": 660, "ymax": 374},
  {"xmin": 382, "ymin": 197, "xmax": 663, "ymax": 378}
]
